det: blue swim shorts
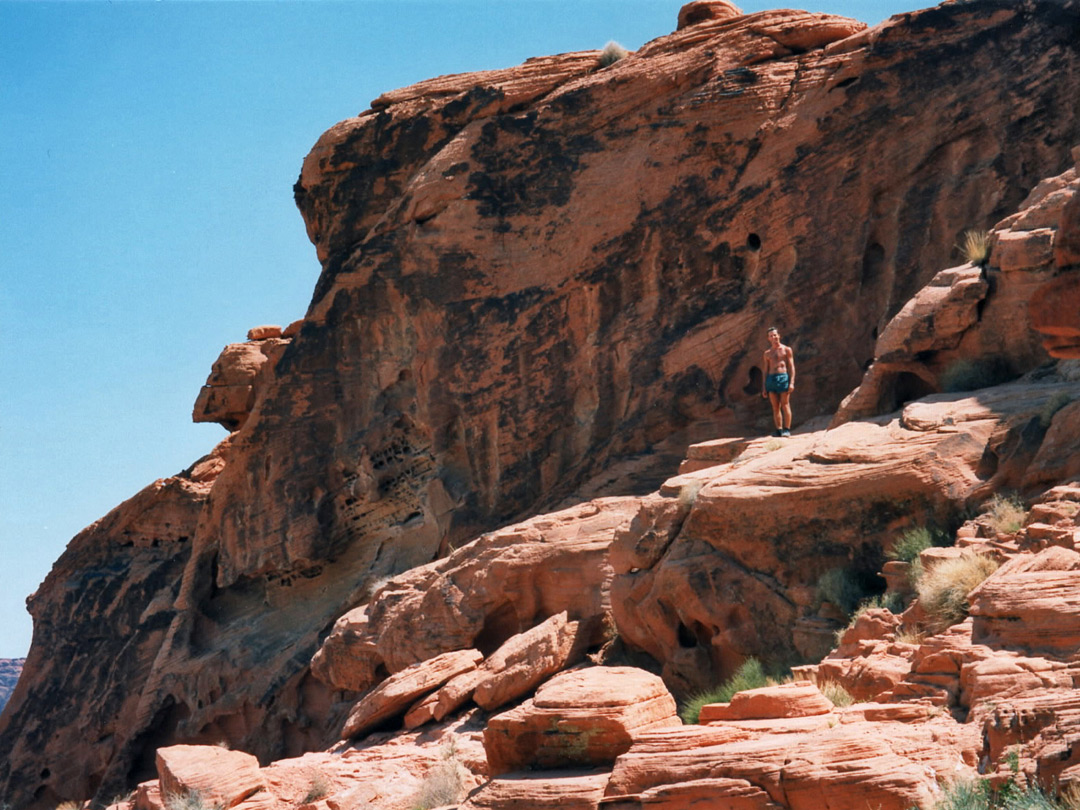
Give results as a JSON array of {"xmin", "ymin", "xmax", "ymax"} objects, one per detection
[{"xmin": 765, "ymin": 373, "xmax": 790, "ymax": 394}]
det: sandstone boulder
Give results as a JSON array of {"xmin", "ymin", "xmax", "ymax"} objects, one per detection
[
  {"xmin": 156, "ymin": 745, "xmax": 264, "ymax": 808},
  {"xmin": 472, "ymin": 611, "xmax": 589, "ymax": 711},
  {"xmin": 699, "ymin": 682, "xmax": 833, "ymax": 723},
  {"xmin": 483, "ymin": 666, "xmax": 679, "ymax": 775}
]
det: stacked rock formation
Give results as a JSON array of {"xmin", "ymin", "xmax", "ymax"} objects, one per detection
[{"xmin": 5, "ymin": 1, "xmax": 1080, "ymax": 809}]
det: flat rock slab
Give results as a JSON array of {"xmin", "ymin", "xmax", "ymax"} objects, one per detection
[
  {"xmin": 484, "ymin": 666, "xmax": 679, "ymax": 775},
  {"xmin": 156, "ymin": 745, "xmax": 265, "ymax": 809}
]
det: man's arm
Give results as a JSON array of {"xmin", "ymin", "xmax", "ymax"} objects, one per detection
[{"xmin": 786, "ymin": 346, "xmax": 795, "ymax": 390}]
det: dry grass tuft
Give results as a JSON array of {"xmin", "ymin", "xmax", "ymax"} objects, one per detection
[
  {"xmin": 916, "ymin": 553, "xmax": 999, "ymax": 631},
  {"xmin": 983, "ymin": 492, "xmax": 1027, "ymax": 535},
  {"xmin": 598, "ymin": 41, "xmax": 630, "ymax": 67},
  {"xmin": 959, "ymin": 229, "xmax": 990, "ymax": 266},
  {"xmin": 818, "ymin": 680, "xmax": 855, "ymax": 707}
]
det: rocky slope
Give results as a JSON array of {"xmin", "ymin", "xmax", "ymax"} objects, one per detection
[
  {"xmin": 0, "ymin": 659, "xmax": 23, "ymax": 715},
  {"xmin": 102, "ymin": 143, "xmax": 1080, "ymax": 810},
  {"xmin": 4, "ymin": 0, "xmax": 1080, "ymax": 808}
]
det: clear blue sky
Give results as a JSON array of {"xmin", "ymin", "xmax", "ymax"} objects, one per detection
[{"xmin": 0, "ymin": 0, "xmax": 915, "ymax": 659}]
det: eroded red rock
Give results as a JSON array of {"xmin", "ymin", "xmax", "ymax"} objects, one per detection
[{"xmin": 483, "ymin": 666, "xmax": 679, "ymax": 775}]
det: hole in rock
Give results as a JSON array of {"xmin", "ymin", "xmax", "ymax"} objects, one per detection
[
  {"xmin": 746, "ymin": 233, "xmax": 762, "ymax": 251},
  {"xmin": 677, "ymin": 621, "xmax": 698, "ymax": 649},
  {"xmin": 743, "ymin": 366, "xmax": 763, "ymax": 396}
]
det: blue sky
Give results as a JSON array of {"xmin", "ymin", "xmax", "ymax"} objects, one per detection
[{"xmin": 0, "ymin": 0, "xmax": 914, "ymax": 659}]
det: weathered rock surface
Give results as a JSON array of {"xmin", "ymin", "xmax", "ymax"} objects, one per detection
[
  {"xmin": 10, "ymin": 1, "xmax": 1080, "ymax": 808},
  {"xmin": 192, "ymin": 335, "xmax": 290, "ymax": 430},
  {"xmin": 483, "ymin": 666, "xmax": 679, "ymax": 775},
  {"xmin": 0, "ymin": 658, "xmax": 23, "ymax": 715},
  {"xmin": 312, "ymin": 498, "xmax": 635, "ymax": 692},
  {"xmin": 156, "ymin": 745, "xmax": 265, "ymax": 808},
  {"xmin": 837, "ymin": 155, "xmax": 1080, "ymax": 425},
  {"xmin": 612, "ymin": 377, "xmax": 1080, "ymax": 692}
]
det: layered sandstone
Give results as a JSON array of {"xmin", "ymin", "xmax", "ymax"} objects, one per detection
[{"xmin": 8, "ymin": 1, "xmax": 1080, "ymax": 808}]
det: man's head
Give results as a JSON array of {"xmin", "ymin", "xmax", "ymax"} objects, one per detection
[{"xmin": 767, "ymin": 326, "xmax": 780, "ymax": 346}]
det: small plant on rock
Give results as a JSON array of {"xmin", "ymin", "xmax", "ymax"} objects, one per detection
[
  {"xmin": 411, "ymin": 743, "xmax": 466, "ymax": 810},
  {"xmin": 959, "ymin": 229, "xmax": 991, "ymax": 266},
  {"xmin": 302, "ymin": 771, "xmax": 331, "ymax": 804},
  {"xmin": 679, "ymin": 658, "xmax": 769, "ymax": 724},
  {"xmin": 818, "ymin": 680, "xmax": 855, "ymax": 707},
  {"xmin": 598, "ymin": 40, "xmax": 630, "ymax": 67},
  {"xmin": 916, "ymin": 553, "xmax": 999, "ymax": 631},
  {"xmin": 984, "ymin": 492, "xmax": 1028, "ymax": 535}
]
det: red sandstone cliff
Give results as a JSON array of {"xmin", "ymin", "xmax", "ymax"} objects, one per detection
[{"xmin": 4, "ymin": 1, "xmax": 1080, "ymax": 808}]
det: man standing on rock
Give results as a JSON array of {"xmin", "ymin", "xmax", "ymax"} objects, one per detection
[{"xmin": 762, "ymin": 326, "xmax": 795, "ymax": 437}]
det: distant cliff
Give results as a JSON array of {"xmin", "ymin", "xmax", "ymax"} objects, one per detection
[{"xmin": 0, "ymin": 659, "xmax": 24, "ymax": 715}]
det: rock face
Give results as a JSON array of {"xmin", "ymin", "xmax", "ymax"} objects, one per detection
[
  {"xmin": 0, "ymin": 659, "xmax": 24, "ymax": 715},
  {"xmin": 8, "ymin": 1, "xmax": 1080, "ymax": 808}
]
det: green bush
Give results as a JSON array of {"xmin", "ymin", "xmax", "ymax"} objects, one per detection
[
  {"xmin": 916, "ymin": 554, "xmax": 999, "ymax": 631},
  {"xmin": 679, "ymin": 658, "xmax": 768, "ymax": 724},
  {"xmin": 888, "ymin": 527, "xmax": 934, "ymax": 563},
  {"xmin": 816, "ymin": 568, "xmax": 866, "ymax": 617}
]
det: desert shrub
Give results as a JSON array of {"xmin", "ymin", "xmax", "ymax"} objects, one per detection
[
  {"xmin": 303, "ymin": 772, "xmax": 331, "ymax": 803},
  {"xmin": 679, "ymin": 658, "xmax": 768, "ymax": 724},
  {"xmin": 940, "ymin": 358, "xmax": 1014, "ymax": 393},
  {"xmin": 818, "ymin": 680, "xmax": 855, "ymax": 707},
  {"xmin": 916, "ymin": 554, "xmax": 1000, "ymax": 631},
  {"xmin": 816, "ymin": 568, "xmax": 866, "ymax": 617},
  {"xmin": 598, "ymin": 41, "xmax": 630, "ymax": 67},
  {"xmin": 959, "ymin": 229, "xmax": 991, "ymax": 266},
  {"xmin": 931, "ymin": 776, "xmax": 1072, "ymax": 810},
  {"xmin": 412, "ymin": 744, "xmax": 466, "ymax": 810},
  {"xmin": 1039, "ymin": 392, "xmax": 1073, "ymax": 429},
  {"xmin": 984, "ymin": 492, "xmax": 1027, "ymax": 535},
  {"xmin": 888, "ymin": 527, "xmax": 935, "ymax": 563}
]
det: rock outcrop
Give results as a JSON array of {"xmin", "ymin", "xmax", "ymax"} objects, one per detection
[{"xmin": 7, "ymin": 1, "xmax": 1080, "ymax": 808}]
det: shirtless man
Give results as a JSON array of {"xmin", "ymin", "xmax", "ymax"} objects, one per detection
[{"xmin": 761, "ymin": 326, "xmax": 795, "ymax": 437}]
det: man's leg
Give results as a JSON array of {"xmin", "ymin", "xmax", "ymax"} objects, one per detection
[
  {"xmin": 769, "ymin": 392, "xmax": 783, "ymax": 433},
  {"xmin": 779, "ymin": 391, "xmax": 792, "ymax": 432}
]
